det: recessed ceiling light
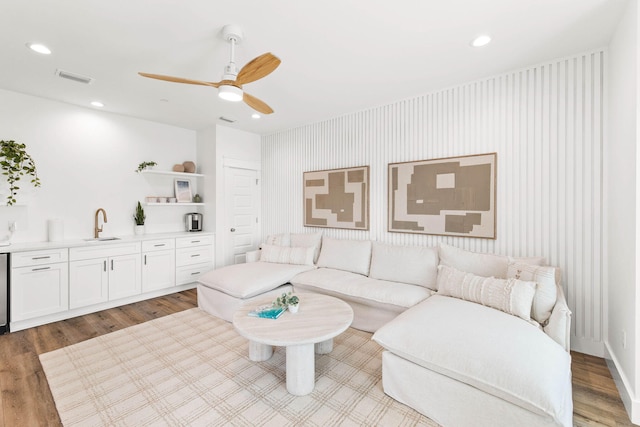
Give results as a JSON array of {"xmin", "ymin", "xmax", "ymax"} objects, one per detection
[
  {"xmin": 471, "ymin": 35, "xmax": 491, "ymax": 47},
  {"xmin": 90, "ymin": 101, "xmax": 104, "ymax": 108},
  {"xmin": 26, "ymin": 42, "xmax": 51, "ymax": 55},
  {"xmin": 251, "ymin": 113, "xmax": 260, "ymax": 119}
]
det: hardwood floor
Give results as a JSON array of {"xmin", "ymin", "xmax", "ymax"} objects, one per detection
[{"xmin": 0, "ymin": 289, "xmax": 634, "ymax": 427}]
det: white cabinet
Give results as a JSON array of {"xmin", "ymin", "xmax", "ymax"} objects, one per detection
[
  {"xmin": 69, "ymin": 242, "xmax": 141, "ymax": 309},
  {"xmin": 11, "ymin": 249, "xmax": 69, "ymax": 322},
  {"xmin": 142, "ymin": 238, "xmax": 175, "ymax": 292},
  {"xmin": 175, "ymin": 235, "xmax": 214, "ymax": 285}
]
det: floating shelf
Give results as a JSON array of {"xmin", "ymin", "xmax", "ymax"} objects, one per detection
[
  {"xmin": 144, "ymin": 202, "xmax": 205, "ymax": 206},
  {"xmin": 140, "ymin": 170, "xmax": 204, "ymax": 178}
]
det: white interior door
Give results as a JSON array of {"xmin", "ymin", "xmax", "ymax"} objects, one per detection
[{"xmin": 224, "ymin": 166, "xmax": 260, "ymax": 265}]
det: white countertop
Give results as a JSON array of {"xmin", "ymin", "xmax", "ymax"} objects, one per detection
[{"xmin": 0, "ymin": 231, "xmax": 215, "ymax": 253}]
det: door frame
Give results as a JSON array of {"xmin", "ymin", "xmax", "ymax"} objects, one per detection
[{"xmin": 221, "ymin": 158, "xmax": 261, "ymax": 267}]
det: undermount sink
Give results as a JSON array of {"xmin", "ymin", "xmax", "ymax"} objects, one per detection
[{"xmin": 84, "ymin": 237, "xmax": 121, "ymax": 242}]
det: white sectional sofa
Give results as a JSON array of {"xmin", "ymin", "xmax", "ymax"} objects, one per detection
[{"xmin": 196, "ymin": 233, "xmax": 573, "ymax": 427}]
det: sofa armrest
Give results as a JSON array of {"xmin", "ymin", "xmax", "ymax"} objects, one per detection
[
  {"xmin": 245, "ymin": 249, "xmax": 261, "ymax": 263},
  {"xmin": 543, "ymin": 284, "xmax": 572, "ymax": 352}
]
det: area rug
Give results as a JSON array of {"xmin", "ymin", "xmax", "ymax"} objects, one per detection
[{"xmin": 40, "ymin": 308, "xmax": 439, "ymax": 426}]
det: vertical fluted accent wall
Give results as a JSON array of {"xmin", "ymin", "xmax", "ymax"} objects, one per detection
[{"xmin": 262, "ymin": 49, "xmax": 605, "ymax": 356}]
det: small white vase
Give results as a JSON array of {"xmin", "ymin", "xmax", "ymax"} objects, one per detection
[
  {"xmin": 134, "ymin": 225, "xmax": 145, "ymax": 235},
  {"xmin": 289, "ymin": 304, "xmax": 299, "ymax": 314}
]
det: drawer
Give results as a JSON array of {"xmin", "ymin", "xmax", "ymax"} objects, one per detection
[
  {"xmin": 176, "ymin": 246, "xmax": 214, "ymax": 267},
  {"xmin": 142, "ymin": 239, "xmax": 175, "ymax": 252},
  {"xmin": 70, "ymin": 242, "xmax": 141, "ymax": 261},
  {"xmin": 12, "ymin": 248, "xmax": 68, "ymax": 268},
  {"xmin": 175, "ymin": 235, "xmax": 214, "ymax": 249},
  {"xmin": 176, "ymin": 262, "xmax": 213, "ymax": 285}
]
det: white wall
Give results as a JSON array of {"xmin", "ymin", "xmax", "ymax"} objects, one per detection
[
  {"xmin": 0, "ymin": 89, "xmax": 197, "ymax": 242},
  {"xmin": 262, "ymin": 49, "xmax": 605, "ymax": 356},
  {"xmin": 606, "ymin": 0, "xmax": 640, "ymax": 422}
]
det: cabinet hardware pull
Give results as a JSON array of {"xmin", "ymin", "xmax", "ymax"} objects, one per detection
[
  {"xmin": 111, "ymin": 260, "xmax": 114, "ymax": 270},
  {"xmin": 103, "ymin": 260, "xmax": 106, "ymax": 272},
  {"xmin": 32, "ymin": 256, "xmax": 51, "ymax": 260},
  {"xmin": 32, "ymin": 266, "xmax": 50, "ymax": 271},
  {"xmin": 154, "ymin": 244, "xmax": 165, "ymax": 247},
  {"xmin": 191, "ymin": 271, "xmax": 200, "ymax": 275},
  {"xmin": 190, "ymin": 254, "xmax": 201, "ymax": 257},
  {"xmin": 191, "ymin": 240, "xmax": 200, "ymax": 243},
  {"xmin": 144, "ymin": 255, "xmax": 147, "ymax": 265}
]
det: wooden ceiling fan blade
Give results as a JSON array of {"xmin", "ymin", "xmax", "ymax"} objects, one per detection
[
  {"xmin": 243, "ymin": 92, "xmax": 274, "ymax": 114},
  {"xmin": 235, "ymin": 53, "xmax": 281, "ymax": 85},
  {"xmin": 138, "ymin": 72, "xmax": 221, "ymax": 88}
]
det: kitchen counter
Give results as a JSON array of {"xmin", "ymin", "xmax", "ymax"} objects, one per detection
[{"xmin": 0, "ymin": 231, "xmax": 214, "ymax": 253}]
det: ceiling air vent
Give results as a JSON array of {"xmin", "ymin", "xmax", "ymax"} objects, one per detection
[
  {"xmin": 218, "ymin": 116, "xmax": 236, "ymax": 123},
  {"xmin": 55, "ymin": 69, "xmax": 94, "ymax": 84}
]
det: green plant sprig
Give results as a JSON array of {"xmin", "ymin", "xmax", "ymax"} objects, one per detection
[
  {"xmin": 0, "ymin": 140, "xmax": 41, "ymax": 206},
  {"xmin": 274, "ymin": 292, "xmax": 299, "ymax": 308},
  {"xmin": 135, "ymin": 161, "xmax": 157, "ymax": 173},
  {"xmin": 133, "ymin": 201, "xmax": 146, "ymax": 225}
]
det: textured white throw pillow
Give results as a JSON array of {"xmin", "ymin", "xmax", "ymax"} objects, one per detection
[
  {"xmin": 260, "ymin": 244, "xmax": 315, "ymax": 266},
  {"xmin": 507, "ymin": 262, "xmax": 558, "ymax": 325},
  {"xmin": 437, "ymin": 265, "xmax": 537, "ymax": 322},
  {"xmin": 438, "ymin": 243, "xmax": 510, "ymax": 278},
  {"xmin": 264, "ymin": 233, "xmax": 291, "ymax": 247},
  {"xmin": 290, "ymin": 232, "xmax": 323, "ymax": 263}
]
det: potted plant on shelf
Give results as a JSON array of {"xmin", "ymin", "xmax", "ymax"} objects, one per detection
[
  {"xmin": 135, "ymin": 161, "xmax": 157, "ymax": 173},
  {"xmin": 275, "ymin": 292, "xmax": 300, "ymax": 313},
  {"xmin": 0, "ymin": 140, "xmax": 41, "ymax": 206},
  {"xmin": 133, "ymin": 201, "xmax": 146, "ymax": 235}
]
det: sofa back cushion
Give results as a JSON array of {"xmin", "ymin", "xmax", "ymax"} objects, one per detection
[
  {"xmin": 260, "ymin": 244, "xmax": 315, "ymax": 266},
  {"xmin": 437, "ymin": 265, "xmax": 537, "ymax": 322},
  {"xmin": 439, "ymin": 243, "xmax": 510, "ymax": 278},
  {"xmin": 290, "ymin": 232, "xmax": 323, "ymax": 263},
  {"xmin": 265, "ymin": 233, "xmax": 291, "ymax": 247},
  {"xmin": 369, "ymin": 242, "xmax": 439, "ymax": 290},
  {"xmin": 317, "ymin": 237, "xmax": 372, "ymax": 276},
  {"xmin": 507, "ymin": 262, "xmax": 559, "ymax": 325}
]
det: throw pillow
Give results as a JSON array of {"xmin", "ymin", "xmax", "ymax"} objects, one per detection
[
  {"xmin": 260, "ymin": 244, "xmax": 314, "ymax": 266},
  {"xmin": 438, "ymin": 243, "xmax": 510, "ymax": 278},
  {"xmin": 264, "ymin": 233, "xmax": 291, "ymax": 247},
  {"xmin": 507, "ymin": 262, "xmax": 558, "ymax": 325},
  {"xmin": 437, "ymin": 264, "xmax": 537, "ymax": 322},
  {"xmin": 290, "ymin": 232, "xmax": 323, "ymax": 263}
]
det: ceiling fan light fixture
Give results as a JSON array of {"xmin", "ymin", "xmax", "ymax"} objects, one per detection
[{"xmin": 218, "ymin": 85, "xmax": 243, "ymax": 102}]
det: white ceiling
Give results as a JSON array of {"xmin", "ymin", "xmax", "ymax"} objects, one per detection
[{"xmin": 0, "ymin": 0, "xmax": 628, "ymax": 135}]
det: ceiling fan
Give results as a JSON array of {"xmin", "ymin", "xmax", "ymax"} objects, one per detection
[{"xmin": 139, "ymin": 25, "xmax": 281, "ymax": 114}]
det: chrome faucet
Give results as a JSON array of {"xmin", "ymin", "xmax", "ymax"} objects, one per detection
[{"xmin": 94, "ymin": 208, "xmax": 107, "ymax": 238}]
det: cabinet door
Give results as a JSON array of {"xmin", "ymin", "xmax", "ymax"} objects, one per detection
[
  {"xmin": 69, "ymin": 258, "xmax": 108, "ymax": 309},
  {"xmin": 109, "ymin": 254, "xmax": 141, "ymax": 300},
  {"xmin": 142, "ymin": 249, "xmax": 175, "ymax": 292},
  {"xmin": 11, "ymin": 263, "xmax": 69, "ymax": 321}
]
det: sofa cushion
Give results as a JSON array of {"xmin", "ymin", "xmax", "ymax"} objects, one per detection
[
  {"xmin": 439, "ymin": 243, "xmax": 510, "ymax": 278},
  {"xmin": 369, "ymin": 243, "xmax": 439, "ymax": 290},
  {"xmin": 290, "ymin": 232, "xmax": 323, "ymax": 263},
  {"xmin": 260, "ymin": 244, "xmax": 315, "ymax": 266},
  {"xmin": 197, "ymin": 262, "xmax": 314, "ymax": 299},
  {"xmin": 372, "ymin": 295, "xmax": 573, "ymax": 423},
  {"xmin": 507, "ymin": 262, "xmax": 558, "ymax": 324},
  {"xmin": 291, "ymin": 268, "xmax": 432, "ymax": 309},
  {"xmin": 316, "ymin": 237, "xmax": 372, "ymax": 276},
  {"xmin": 437, "ymin": 265, "xmax": 537, "ymax": 322}
]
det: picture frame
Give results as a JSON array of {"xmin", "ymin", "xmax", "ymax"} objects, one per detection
[
  {"xmin": 388, "ymin": 153, "xmax": 497, "ymax": 239},
  {"xmin": 174, "ymin": 179, "xmax": 192, "ymax": 203},
  {"xmin": 303, "ymin": 165, "xmax": 369, "ymax": 230}
]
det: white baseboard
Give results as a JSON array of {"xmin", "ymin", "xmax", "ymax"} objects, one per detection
[{"xmin": 604, "ymin": 342, "xmax": 640, "ymax": 425}]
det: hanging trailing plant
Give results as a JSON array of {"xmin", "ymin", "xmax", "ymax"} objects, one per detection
[{"xmin": 0, "ymin": 140, "xmax": 41, "ymax": 206}]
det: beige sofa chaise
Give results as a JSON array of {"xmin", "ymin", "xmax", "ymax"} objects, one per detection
[{"xmin": 196, "ymin": 234, "xmax": 573, "ymax": 427}]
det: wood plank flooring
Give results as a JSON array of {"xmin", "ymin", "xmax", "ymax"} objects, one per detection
[{"xmin": 0, "ymin": 289, "xmax": 634, "ymax": 426}]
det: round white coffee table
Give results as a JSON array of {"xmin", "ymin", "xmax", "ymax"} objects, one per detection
[{"xmin": 233, "ymin": 293, "xmax": 354, "ymax": 396}]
